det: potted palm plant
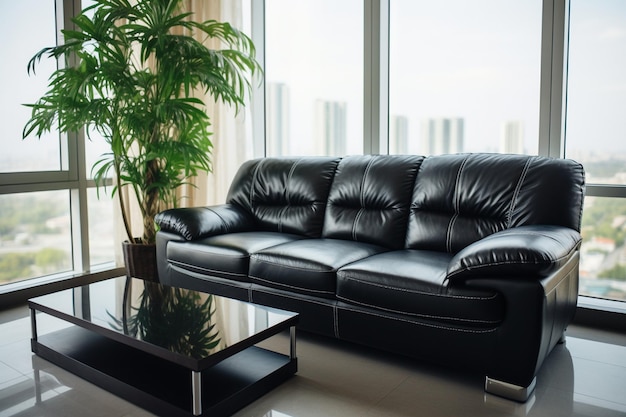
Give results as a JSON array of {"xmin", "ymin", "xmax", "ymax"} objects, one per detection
[{"xmin": 23, "ymin": 0, "xmax": 260, "ymax": 279}]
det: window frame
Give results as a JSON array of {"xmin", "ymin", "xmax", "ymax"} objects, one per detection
[
  {"xmin": 559, "ymin": 0, "xmax": 626, "ymax": 312},
  {"xmin": 0, "ymin": 0, "xmax": 118, "ymax": 300}
]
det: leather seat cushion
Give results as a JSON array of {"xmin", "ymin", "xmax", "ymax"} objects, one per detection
[
  {"xmin": 336, "ymin": 250, "xmax": 504, "ymax": 325},
  {"xmin": 249, "ymin": 239, "xmax": 388, "ymax": 299},
  {"xmin": 166, "ymin": 232, "xmax": 304, "ymax": 281}
]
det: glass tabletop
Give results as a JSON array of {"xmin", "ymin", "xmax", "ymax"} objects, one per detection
[{"xmin": 28, "ymin": 277, "xmax": 298, "ymax": 369}]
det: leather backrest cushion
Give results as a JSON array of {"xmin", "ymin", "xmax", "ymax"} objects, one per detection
[
  {"xmin": 406, "ymin": 153, "xmax": 585, "ymax": 253},
  {"xmin": 323, "ymin": 154, "xmax": 424, "ymax": 249},
  {"xmin": 226, "ymin": 157, "xmax": 340, "ymax": 237}
]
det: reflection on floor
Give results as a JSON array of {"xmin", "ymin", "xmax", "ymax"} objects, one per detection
[{"xmin": 1, "ymin": 303, "xmax": 626, "ymax": 417}]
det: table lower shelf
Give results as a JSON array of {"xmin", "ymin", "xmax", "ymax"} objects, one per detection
[{"xmin": 32, "ymin": 326, "xmax": 297, "ymax": 416}]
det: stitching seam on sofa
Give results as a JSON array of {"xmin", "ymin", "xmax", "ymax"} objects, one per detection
[
  {"xmin": 336, "ymin": 305, "xmax": 498, "ymax": 333},
  {"xmin": 249, "ymin": 158, "xmax": 263, "ymax": 209},
  {"xmin": 171, "ymin": 246, "xmax": 248, "ymax": 259},
  {"xmin": 448, "ymin": 155, "xmax": 469, "ymax": 252},
  {"xmin": 339, "ymin": 275, "xmax": 498, "ymax": 300},
  {"xmin": 249, "ymin": 274, "xmax": 335, "ymax": 295},
  {"xmin": 360, "ymin": 157, "xmax": 375, "ymax": 208},
  {"xmin": 286, "ymin": 160, "xmax": 298, "ymax": 207},
  {"xmin": 205, "ymin": 206, "xmax": 229, "ymax": 234},
  {"xmin": 507, "ymin": 158, "xmax": 532, "ymax": 228},
  {"xmin": 446, "ymin": 249, "xmax": 576, "ymax": 278},
  {"xmin": 169, "ymin": 260, "xmax": 247, "ymax": 277},
  {"xmin": 447, "ymin": 214, "xmax": 459, "ymax": 253},
  {"xmin": 454, "ymin": 156, "xmax": 468, "ymax": 214},
  {"xmin": 253, "ymin": 288, "xmax": 337, "ymax": 307},
  {"xmin": 353, "ymin": 209, "xmax": 365, "ymax": 242},
  {"xmin": 251, "ymin": 257, "xmax": 335, "ymax": 272},
  {"xmin": 336, "ymin": 295, "xmax": 501, "ymax": 324},
  {"xmin": 353, "ymin": 157, "xmax": 376, "ymax": 241}
]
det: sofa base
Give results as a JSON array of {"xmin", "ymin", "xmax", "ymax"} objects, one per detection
[{"xmin": 485, "ymin": 376, "xmax": 536, "ymax": 402}]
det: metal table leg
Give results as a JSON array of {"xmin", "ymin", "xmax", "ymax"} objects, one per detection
[
  {"xmin": 290, "ymin": 326, "xmax": 297, "ymax": 360},
  {"xmin": 192, "ymin": 371, "xmax": 202, "ymax": 415}
]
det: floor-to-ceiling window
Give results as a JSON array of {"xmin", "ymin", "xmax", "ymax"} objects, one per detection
[
  {"xmin": 1, "ymin": 0, "xmax": 62, "ymax": 174},
  {"xmin": 263, "ymin": 0, "xmax": 364, "ymax": 157},
  {"xmin": 0, "ymin": 0, "xmax": 117, "ymax": 291},
  {"xmin": 389, "ymin": 0, "xmax": 542, "ymax": 156},
  {"xmin": 0, "ymin": 0, "xmax": 74, "ymax": 286},
  {"xmin": 3, "ymin": 0, "xmax": 625, "ymax": 310},
  {"xmin": 564, "ymin": 0, "xmax": 626, "ymax": 302},
  {"xmin": 256, "ymin": 0, "xmax": 626, "ymax": 307},
  {"xmin": 1, "ymin": 0, "xmax": 253, "ymax": 298}
]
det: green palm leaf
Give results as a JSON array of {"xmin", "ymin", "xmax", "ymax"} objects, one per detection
[{"xmin": 23, "ymin": 0, "xmax": 261, "ymax": 244}]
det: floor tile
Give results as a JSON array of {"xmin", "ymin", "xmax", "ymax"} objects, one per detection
[
  {"xmin": 0, "ymin": 362, "xmax": 22, "ymax": 385},
  {"xmin": 1, "ymin": 302, "xmax": 626, "ymax": 417}
]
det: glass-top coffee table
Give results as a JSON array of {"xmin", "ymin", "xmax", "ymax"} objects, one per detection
[{"xmin": 28, "ymin": 277, "xmax": 298, "ymax": 416}]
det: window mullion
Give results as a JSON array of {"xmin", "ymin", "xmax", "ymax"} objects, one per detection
[
  {"xmin": 363, "ymin": 0, "xmax": 389, "ymax": 155},
  {"xmin": 538, "ymin": 0, "xmax": 569, "ymax": 158},
  {"xmin": 251, "ymin": 0, "xmax": 266, "ymax": 158}
]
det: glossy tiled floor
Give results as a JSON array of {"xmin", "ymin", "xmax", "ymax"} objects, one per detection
[{"xmin": 1, "ymin": 303, "xmax": 626, "ymax": 417}]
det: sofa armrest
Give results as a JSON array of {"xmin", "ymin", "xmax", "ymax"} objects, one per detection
[
  {"xmin": 446, "ymin": 225, "xmax": 582, "ymax": 282},
  {"xmin": 447, "ymin": 224, "xmax": 581, "ymax": 391},
  {"xmin": 155, "ymin": 204, "xmax": 255, "ymax": 241}
]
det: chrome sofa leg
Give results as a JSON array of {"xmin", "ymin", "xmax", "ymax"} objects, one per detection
[{"xmin": 485, "ymin": 376, "xmax": 536, "ymax": 402}]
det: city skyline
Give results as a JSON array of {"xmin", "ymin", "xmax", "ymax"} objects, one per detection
[
  {"xmin": 265, "ymin": 82, "xmax": 531, "ymax": 157},
  {"xmin": 501, "ymin": 121, "xmax": 525, "ymax": 154},
  {"xmin": 314, "ymin": 99, "xmax": 347, "ymax": 156},
  {"xmin": 389, "ymin": 115, "xmax": 409, "ymax": 154},
  {"xmin": 267, "ymin": 82, "xmax": 290, "ymax": 156}
]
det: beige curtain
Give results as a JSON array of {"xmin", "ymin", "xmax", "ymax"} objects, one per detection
[
  {"xmin": 178, "ymin": 1, "xmax": 253, "ymax": 342},
  {"xmin": 178, "ymin": 0, "xmax": 254, "ymax": 208}
]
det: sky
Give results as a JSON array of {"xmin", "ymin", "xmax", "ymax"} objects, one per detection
[
  {"xmin": 0, "ymin": 0, "xmax": 60, "ymax": 172},
  {"xmin": 265, "ymin": 0, "xmax": 626, "ymax": 156},
  {"xmin": 566, "ymin": 0, "xmax": 626, "ymax": 155}
]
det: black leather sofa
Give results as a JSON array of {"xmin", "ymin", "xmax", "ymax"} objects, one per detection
[{"xmin": 155, "ymin": 153, "xmax": 585, "ymax": 402}]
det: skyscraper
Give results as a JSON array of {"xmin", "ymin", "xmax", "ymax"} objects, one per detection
[
  {"xmin": 389, "ymin": 115, "xmax": 409, "ymax": 154},
  {"xmin": 500, "ymin": 120, "xmax": 524, "ymax": 154},
  {"xmin": 420, "ymin": 118, "xmax": 464, "ymax": 155},
  {"xmin": 314, "ymin": 100, "xmax": 347, "ymax": 156},
  {"xmin": 266, "ymin": 82, "xmax": 290, "ymax": 156}
]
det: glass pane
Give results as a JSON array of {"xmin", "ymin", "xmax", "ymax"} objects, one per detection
[
  {"xmin": 565, "ymin": 1, "xmax": 626, "ymax": 303},
  {"xmin": 88, "ymin": 188, "xmax": 116, "ymax": 267},
  {"xmin": 85, "ymin": 128, "xmax": 111, "ymax": 180},
  {"xmin": 265, "ymin": 0, "xmax": 363, "ymax": 156},
  {"xmin": 0, "ymin": 0, "xmax": 63, "ymax": 173},
  {"xmin": 564, "ymin": 0, "xmax": 626, "ymax": 185},
  {"xmin": 0, "ymin": 191, "xmax": 73, "ymax": 286},
  {"xmin": 389, "ymin": 0, "xmax": 541, "ymax": 155},
  {"xmin": 580, "ymin": 197, "xmax": 626, "ymax": 302},
  {"xmin": 79, "ymin": 0, "xmax": 111, "ymax": 180}
]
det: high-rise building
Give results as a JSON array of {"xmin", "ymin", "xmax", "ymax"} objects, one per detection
[
  {"xmin": 389, "ymin": 115, "xmax": 409, "ymax": 154},
  {"xmin": 500, "ymin": 120, "xmax": 524, "ymax": 154},
  {"xmin": 266, "ymin": 83, "xmax": 290, "ymax": 156},
  {"xmin": 314, "ymin": 100, "xmax": 347, "ymax": 156},
  {"xmin": 420, "ymin": 118, "xmax": 464, "ymax": 155}
]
